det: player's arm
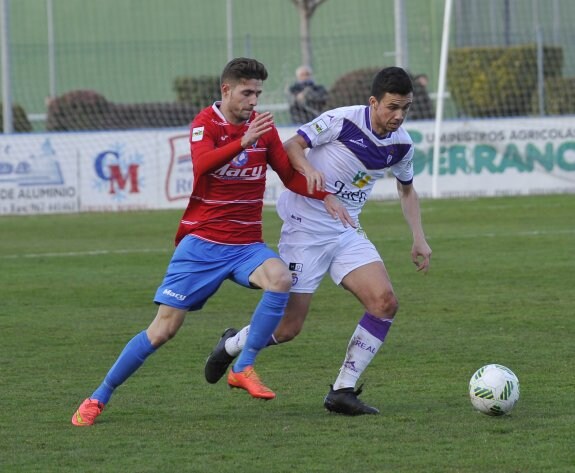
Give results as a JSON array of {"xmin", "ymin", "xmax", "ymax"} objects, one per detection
[
  {"xmin": 191, "ymin": 112, "xmax": 274, "ymax": 176},
  {"xmin": 270, "ymin": 131, "xmax": 354, "ymax": 227},
  {"xmin": 396, "ymin": 180, "xmax": 432, "ymax": 272},
  {"xmin": 283, "ymin": 134, "xmax": 325, "ymax": 193}
]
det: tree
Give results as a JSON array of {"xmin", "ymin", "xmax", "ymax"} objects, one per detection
[{"xmin": 291, "ymin": 0, "xmax": 328, "ymax": 68}]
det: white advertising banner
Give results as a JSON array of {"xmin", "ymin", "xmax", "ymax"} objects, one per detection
[
  {"xmin": 0, "ymin": 134, "xmax": 79, "ymax": 215},
  {"xmin": 402, "ymin": 116, "xmax": 575, "ymax": 199},
  {"xmin": 77, "ymin": 131, "xmax": 160, "ymax": 212},
  {"xmin": 1, "ymin": 115, "xmax": 574, "ymax": 216}
]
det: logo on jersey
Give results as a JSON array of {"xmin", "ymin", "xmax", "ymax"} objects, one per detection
[
  {"xmin": 350, "ymin": 138, "xmax": 368, "ymax": 148},
  {"xmin": 231, "ymin": 151, "xmax": 249, "ymax": 167},
  {"xmin": 334, "ymin": 180, "xmax": 368, "ymax": 202},
  {"xmin": 352, "ymin": 171, "xmax": 372, "ymax": 189},
  {"xmin": 311, "ymin": 118, "xmax": 327, "ymax": 135},
  {"xmin": 213, "ymin": 163, "xmax": 265, "ymax": 180},
  {"xmin": 191, "ymin": 127, "xmax": 204, "ymax": 142}
]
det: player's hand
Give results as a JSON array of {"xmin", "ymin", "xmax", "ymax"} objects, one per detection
[
  {"xmin": 304, "ymin": 168, "xmax": 325, "ymax": 193},
  {"xmin": 241, "ymin": 112, "xmax": 274, "ymax": 148},
  {"xmin": 323, "ymin": 194, "xmax": 356, "ymax": 228},
  {"xmin": 411, "ymin": 240, "xmax": 432, "ymax": 273}
]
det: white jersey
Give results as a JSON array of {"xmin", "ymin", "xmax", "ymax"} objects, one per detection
[{"xmin": 277, "ymin": 105, "xmax": 414, "ymax": 234}]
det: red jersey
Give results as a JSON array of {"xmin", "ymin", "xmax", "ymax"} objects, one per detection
[{"xmin": 175, "ymin": 103, "xmax": 327, "ymax": 245}]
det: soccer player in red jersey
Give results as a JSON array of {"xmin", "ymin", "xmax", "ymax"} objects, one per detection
[{"xmin": 71, "ymin": 57, "xmax": 352, "ymax": 426}]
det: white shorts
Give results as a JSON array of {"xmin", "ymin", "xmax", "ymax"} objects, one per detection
[{"xmin": 278, "ymin": 224, "xmax": 383, "ymax": 293}]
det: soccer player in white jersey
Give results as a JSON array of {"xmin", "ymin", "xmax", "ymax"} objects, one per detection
[{"xmin": 205, "ymin": 66, "xmax": 432, "ymax": 415}]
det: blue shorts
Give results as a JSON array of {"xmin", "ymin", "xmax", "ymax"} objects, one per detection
[{"xmin": 154, "ymin": 235, "xmax": 280, "ymax": 311}]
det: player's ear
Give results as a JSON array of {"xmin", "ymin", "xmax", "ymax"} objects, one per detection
[
  {"xmin": 368, "ymin": 96, "xmax": 378, "ymax": 109},
  {"xmin": 221, "ymin": 82, "xmax": 232, "ymax": 97}
]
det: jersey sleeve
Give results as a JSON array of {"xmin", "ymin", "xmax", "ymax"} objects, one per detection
[
  {"xmin": 296, "ymin": 111, "xmax": 344, "ymax": 149},
  {"xmin": 189, "ymin": 119, "xmax": 243, "ymax": 177},
  {"xmin": 391, "ymin": 145, "xmax": 414, "ymax": 185}
]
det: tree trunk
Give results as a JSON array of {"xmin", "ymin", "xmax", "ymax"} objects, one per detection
[
  {"xmin": 299, "ymin": 8, "xmax": 312, "ymax": 68},
  {"xmin": 291, "ymin": 0, "xmax": 328, "ymax": 68}
]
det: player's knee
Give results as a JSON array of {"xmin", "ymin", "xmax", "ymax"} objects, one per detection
[
  {"xmin": 266, "ymin": 268, "xmax": 293, "ymax": 292},
  {"xmin": 369, "ymin": 291, "xmax": 399, "ymax": 318},
  {"xmin": 274, "ymin": 323, "xmax": 302, "ymax": 343},
  {"xmin": 382, "ymin": 294, "xmax": 399, "ymax": 318},
  {"xmin": 147, "ymin": 326, "xmax": 178, "ymax": 347},
  {"xmin": 147, "ymin": 308, "xmax": 185, "ymax": 347}
]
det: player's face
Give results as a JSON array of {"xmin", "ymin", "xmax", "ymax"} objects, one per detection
[
  {"xmin": 369, "ymin": 92, "xmax": 413, "ymax": 135},
  {"xmin": 221, "ymin": 79, "xmax": 263, "ymax": 124}
]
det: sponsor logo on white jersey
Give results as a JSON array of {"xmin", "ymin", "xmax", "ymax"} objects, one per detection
[
  {"xmin": 350, "ymin": 138, "xmax": 368, "ymax": 148},
  {"xmin": 311, "ymin": 118, "xmax": 328, "ymax": 135},
  {"xmin": 191, "ymin": 127, "xmax": 204, "ymax": 142},
  {"xmin": 333, "ymin": 180, "xmax": 368, "ymax": 202},
  {"xmin": 352, "ymin": 171, "xmax": 372, "ymax": 188}
]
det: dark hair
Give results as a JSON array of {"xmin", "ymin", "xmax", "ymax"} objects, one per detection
[
  {"xmin": 220, "ymin": 57, "xmax": 268, "ymax": 85},
  {"xmin": 370, "ymin": 67, "xmax": 413, "ymax": 100}
]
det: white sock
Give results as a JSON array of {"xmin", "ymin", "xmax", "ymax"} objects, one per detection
[
  {"xmin": 224, "ymin": 326, "xmax": 249, "ymax": 356},
  {"xmin": 332, "ymin": 324, "xmax": 385, "ymax": 390}
]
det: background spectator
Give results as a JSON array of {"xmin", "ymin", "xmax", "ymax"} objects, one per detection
[
  {"xmin": 287, "ymin": 65, "xmax": 329, "ymax": 124},
  {"xmin": 414, "ymin": 73, "xmax": 429, "ymax": 89},
  {"xmin": 411, "ymin": 72, "xmax": 434, "ymax": 120}
]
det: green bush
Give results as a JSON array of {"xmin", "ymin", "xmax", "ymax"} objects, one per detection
[
  {"xmin": 173, "ymin": 76, "xmax": 221, "ymax": 108},
  {"xmin": 0, "ymin": 103, "xmax": 33, "ymax": 132},
  {"xmin": 46, "ymin": 89, "xmax": 199, "ymax": 131},
  {"xmin": 531, "ymin": 76, "xmax": 575, "ymax": 115},
  {"xmin": 46, "ymin": 90, "xmax": 110, "ymax": 131},
  {"xmin": 327, "ymin": 67, "xmax": 434, "ymax": 120},
  {"xmin": 327, "ymin": 67, "xmax": 378, "ymax": 109},
  {"xmin": 447, "ymin": 44, "xmax": 563, "ymax": 117}
]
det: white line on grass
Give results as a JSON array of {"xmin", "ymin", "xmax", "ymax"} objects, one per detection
[
  {"xmin": 1, "ymin": 228, "xmax": 573, "ymax": 260},
  {"xmin": 0, "ymin": 248, "xmax": 171, "ymax": 259}
]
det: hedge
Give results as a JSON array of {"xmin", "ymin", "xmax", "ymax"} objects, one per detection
[
  {"xmin": 46, "ymin": 90, "xmax": 199, "ymax": 131},
  {"xmin": 447, "ymin": 44, "xmax": 563, "ymax": 117},
  {"xmin": 0, "ymin": 103, "xmax": 33, "ymax": 133}
]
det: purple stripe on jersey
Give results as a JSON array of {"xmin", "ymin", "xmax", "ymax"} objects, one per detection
[
  {"xmin": 359, "ymin": 312, "xmax": 392, "ymax": 341},
  {"xmin": 297, "ymin": 129, "xmax": 313, "ymax": 148},
  {"xmin": 364, "ymin": 107, "xmax": 371, "ymax": 132},
  {"xmin": 339, "ymin": 118, "xmax": 411, "ymax": 170}
]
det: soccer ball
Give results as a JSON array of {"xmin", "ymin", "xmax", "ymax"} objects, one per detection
[{"xmin": 469, "ymin": 364, "xmax": 520, "ymax": 416}]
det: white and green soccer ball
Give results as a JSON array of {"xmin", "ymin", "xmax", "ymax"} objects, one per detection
[{"xmin": 469, "ymin": 364, "xmax": 520, "ymax": 416}]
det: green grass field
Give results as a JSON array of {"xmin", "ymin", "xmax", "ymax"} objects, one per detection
[{"xmin": 1, "ymin": 195, "xmax": 574, "ymax": 473}]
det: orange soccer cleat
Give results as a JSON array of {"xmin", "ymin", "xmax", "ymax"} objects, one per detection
[
  {"xmin": 227, "ymin": 366, "xmax": 276, "ymax": 400},
  {"xmin": 71, "ymin": 398, "xmax": 104, "ymax": 426}
]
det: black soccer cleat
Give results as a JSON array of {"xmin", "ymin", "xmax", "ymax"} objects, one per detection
[
  {"xmin": 323, "ymin": 384, "xmax": 380, "ymax": 416},
  {"xmin": 204, "ymin": 328, "xmax": 239, "ymax": 384}
]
